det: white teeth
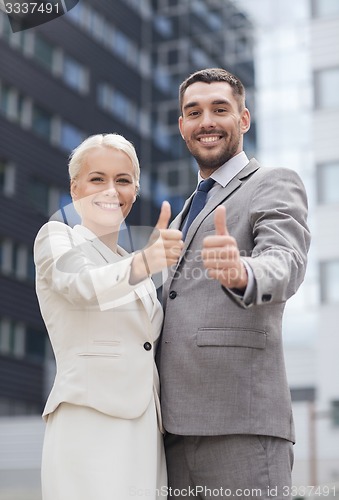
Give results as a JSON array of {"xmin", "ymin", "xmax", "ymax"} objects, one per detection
[
  {"xmin": 96, "ymin": 202, "xmax": 120, "ymax": 209},
  {"xmin": 200, "ymin": 136, "xmax": 219, "ymax": 143}
]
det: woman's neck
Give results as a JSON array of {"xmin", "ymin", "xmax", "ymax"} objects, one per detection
[
  {"xmin": 98, "ymin": 231, "xmax": 119, "ymax": 253},
  {"xmin": 82, "ymin": 221, "xmax": 120, "ymax": 253}
]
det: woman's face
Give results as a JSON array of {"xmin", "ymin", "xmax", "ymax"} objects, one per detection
[{"xmin": 71, "ymin": 146, "xmax": 138, "ymax": 234}]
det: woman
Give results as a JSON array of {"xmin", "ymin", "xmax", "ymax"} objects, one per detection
[{"xmin": 34, "ymin": 133, "xmax": 183, "ymax": 499}]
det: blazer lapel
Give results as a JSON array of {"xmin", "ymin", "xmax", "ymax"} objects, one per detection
[
  {"xmin": 170, "ymin": 195, "xmax": 193, "ymax": 230},
  {"xmin": 73, "ymin": 225, "xmax": 121, "ymax": 264},
  {"xmin": 73, "ymin": 225, "xmax": 157, "ymax": 317}
]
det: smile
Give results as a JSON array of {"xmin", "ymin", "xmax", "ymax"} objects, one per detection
[
  {"xmin": 198, "ymin": 135, "xmax": 222, "ymax": 144},
  {"xmin": 94, "ymin": 202, "xmax": 121, "ymax": 210}
]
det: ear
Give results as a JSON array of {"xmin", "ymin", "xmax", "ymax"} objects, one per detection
[
  {"xmin": 132, "ymin": 185, "xmax": 138, "ymax": 203},
  {"xmin": 240, "ymin": 108, "xmax": 251, "ymax": 134},
  {"xmin": 70, "ymin": 179, "xmax": 78, "ymax": 200},
  {"xmin": 178, "ymin": 116, "xmax": 185, "ymax": 140}
]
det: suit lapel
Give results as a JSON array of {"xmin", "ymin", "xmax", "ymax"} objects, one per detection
[{"xmin": 170, "ymin": 195, "xmax": 193, "ymax": 231}]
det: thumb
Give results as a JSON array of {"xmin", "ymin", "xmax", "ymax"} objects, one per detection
[
  {"xmin": 214, "ymin": 205, "xmax": 229, "ymax": 236},
  {"xmin": 155, "ymin": 201, "xmax": 171, "ymax": 230}
]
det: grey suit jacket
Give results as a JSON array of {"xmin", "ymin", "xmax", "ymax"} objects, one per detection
[{"xmin": 157, "ymin": 159, "xmax": 311, "ymax": 442}]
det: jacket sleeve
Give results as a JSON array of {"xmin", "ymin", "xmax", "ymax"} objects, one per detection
[
  {"xmin": 34, "ymin": 221, "xmax": 146, "ymax": 310},
  {"xmin": 224, "ymin": 167, "xmax": 311, "ymax": 308}
]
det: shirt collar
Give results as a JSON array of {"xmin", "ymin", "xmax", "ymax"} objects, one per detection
[{"xmin": 197, "ymin": 151, "xmax": 249, "ymax": 188}]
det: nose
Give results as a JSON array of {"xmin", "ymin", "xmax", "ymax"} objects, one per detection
[
  {"xmin": 103, "ymin": 181, "xmax": 117, "ymax": 196},
  {"xmin": 199, "ymin": 111, "xmax": 216, "ymax": 130}
]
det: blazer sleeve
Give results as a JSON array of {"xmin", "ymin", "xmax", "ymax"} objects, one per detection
[
  {"xmin": 224, "ymin": 167, "xmax": 311, "ymax": 308},
  {"xmin": 34, "ymin": 221, "xmax": 147, "ymax": 310}
]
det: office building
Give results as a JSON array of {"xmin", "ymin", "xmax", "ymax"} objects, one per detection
[
  {"xmin": 0, "ymin": 1, "xmax": 255, "ymax": 497},
  {"xmin": 235, "ymin": 0, "xmax": 339, "ymax": 487}
]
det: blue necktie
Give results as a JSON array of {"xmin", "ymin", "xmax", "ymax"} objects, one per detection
[{"xmin": 182, "ymin": 177, "xmax": 215, "ymax": 239}]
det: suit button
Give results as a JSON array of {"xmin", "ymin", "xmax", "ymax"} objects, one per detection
[
  {"xmin": 169, "ymin": 291, "xmax": 177, "ymax": 299},
  {"xmin": 143, "ymin": 342, "xmax": 152, "ymax": 351}
]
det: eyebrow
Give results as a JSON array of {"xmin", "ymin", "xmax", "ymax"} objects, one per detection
[
  {"xmin": 183, "ymin": 99, "xmax": 231, "ymax": 111},
  {"xmin": 88, "ymin": 171, "xmax": 133, "ymax": 177}
]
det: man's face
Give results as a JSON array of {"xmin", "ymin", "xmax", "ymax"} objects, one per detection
[{"xmin": 179, "ymin": 81, "xmax": 250, "ymax": 172}]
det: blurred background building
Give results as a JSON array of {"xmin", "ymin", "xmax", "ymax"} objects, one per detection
[
  {"xmin": 0, "ymin": 0, "xmax": 255, "ymax": 498},
  {"xmin": 235, "ymin": 0, "xmax": 339, "ymax": 490},
  {"xmin": 0, "ymin": 0, "xmax": 338, "ymax": 498}
]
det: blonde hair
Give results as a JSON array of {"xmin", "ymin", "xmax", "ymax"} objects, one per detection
[{"xmin": 68, "ymin": 133, "xmax": 140, "ymax": 189}]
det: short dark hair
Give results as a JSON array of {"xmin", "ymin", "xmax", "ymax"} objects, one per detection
[{"xmin": 179, "ymin": 68, "xmax": 246, "ymax": 113}]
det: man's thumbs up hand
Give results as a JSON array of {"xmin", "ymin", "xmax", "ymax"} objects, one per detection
[
  {"xmin": 202, "ymin": 205, "xmax": 248, "ymax": 290},
  {"xmin": 214, "ymin": 205, "xmax": 229, "ymax": 236}
]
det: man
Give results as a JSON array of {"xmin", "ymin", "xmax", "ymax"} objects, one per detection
[{"xmin": 157, "ymin": 68, "xmax": 311, "ymax": 499}]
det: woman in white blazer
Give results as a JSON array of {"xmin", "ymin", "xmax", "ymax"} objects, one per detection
[{"xmin": 34, "ymin": 133, "xmax": 183, "ymax": 500}]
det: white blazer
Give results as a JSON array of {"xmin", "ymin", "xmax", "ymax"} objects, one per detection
[{"xmin": 34, "ymin": 221, "xmax": 163, "ymax": 426}]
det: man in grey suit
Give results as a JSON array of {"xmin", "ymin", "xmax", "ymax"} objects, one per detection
[{"xmin": 156, "ymin": 68, "xmax": 311, "ymax": 499}]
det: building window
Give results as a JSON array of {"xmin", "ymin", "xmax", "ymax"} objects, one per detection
[
  {"xmin": 62, "ymin": 55, "xmax": 89, "ymax": 94},
  {"xmin": 156, "ymin": 160, "xmax": 192, "ymax": 197},
  {"xmin": 0, "ymin": 18, "xmax": 88, "ymax": 95},
  {"xmin": 332, "ymin": 400, "xmax": 339, "ymax": 427},
  {"xmin": 66, "ymin": 1, "xmax": 143, "ymax": 74},
  {"xmin": 12, "ymin": 242, "xmax": 28, "ymax": 280},
  {"xmin": 28, "ymin": 178, "xmax": 50, "ymax": 215},
  {"xmin": 191, "ymin": 48, "xmax": 210, "ymax": 69},
  {"xmin": 33, "ymin": 33, "xmax": 55, "ymax": 72},
  {"xmin": 153, "ymin": 121, "xmax": 171, "ymax": 152},
  {"xmin": 26, "ymin": 327, "xmax": 46, "ymax": 362},
  {"xmin": 0, "ymin": 80, "xmax": 85, "ymax": 150},
  {"xmin": 0, "ymin": 82, "xmax": 26, "ymax": 123},
  {"xmin": 97, "ymin": 83, "xmax": 140, "ymax": 130},
  {"xmin": 0, "ymin": 239, "xmax": 10, "ymax": 275},
  {"xmin": 0, "ymin": 397, "xmax": 41, "ymax": 416},
  {"xmin": 153, "ymin": 14, "xmax": 173, "ymax": 37},
  {"xmin": 32, "ymin": 105, "xmax": 53, "ymax": 140},
  {"xmin": 124, "ymin": 0, "xmax": 151, "ymax": 18},
  {"xmin": 0, "ymin": 12, "xmax": 26, "ymax": 49},
  {"xmin": 0, "ymin": 238, "xmax": 34, "ymax": 281},
  {"xmin": 317, "ymin": 161, "xmax": 339, "ymax": 204},
  {"xmin": 312, "ymin": 0, "xmax": 339, "ymax": 17},
  {"xmin": 0, "ymin": 318, "xmax": 46, "ymax": 362},
  {"xmin": 0, "ymin": 159, "xmax": 15, "ymax": 196},
  {"xmin": 320, "ymin": 260, "xmax": 339, "ymax": 304},
  {"xmin": 0, "ymin": 81, "xmax": 11, "ymax": 116},
  {"xmin": 28, "ymin": 177, "xmax": 72, "ymax": 217},
  {"xmin": 60, "ymin": 121, "xmax": 85, "ymax": 152},
  {"xmin": 154, "ymin": 66, "xmax": 172, "ymax": 92},
  {"xmin": 314, "ymin": 68, "xmax": 339, "ymax": 109},
  {"xmin": 0, "ymin": 318, "xmax": 25, "ymax": 358}
]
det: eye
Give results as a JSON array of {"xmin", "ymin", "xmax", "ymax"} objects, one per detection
[
  {"xmin": 215, "ymin": 108, "xmax": 227, "ymax": 114},
  {"xmin": 187, "ymin": 110, "xmax": 200, "ymax": 117},
  {"xmin": 90, "ymin": 176, "xmax": 104, "ymax": 182},
  {"xmin": 116, "ymin": 178, "xmax": 132, "ymax": 184}
]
